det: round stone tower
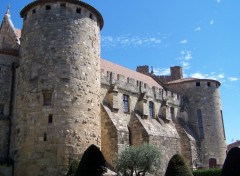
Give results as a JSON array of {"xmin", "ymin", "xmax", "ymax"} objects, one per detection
[
  {"xmin": 166, "ymin": 79, "xmax": 227, "ymax": 168},
  {"xmin": 13, "ymin": 1, "xmax": 103, "ymax": 175}
]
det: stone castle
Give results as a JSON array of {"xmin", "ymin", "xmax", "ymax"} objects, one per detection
[{"xmin": 0, "ymin": 0, "xmax": 227, "ymax": 175}]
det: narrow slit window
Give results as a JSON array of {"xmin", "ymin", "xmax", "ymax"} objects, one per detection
[
  {"xmin": 0, "ymin": 104, "xmax": 4, "ymax": 115},
  {"xmin": 149, "ymin": 101, "xmax": 154, "ymax": 118},
  {"xmin": 44, "ymin": 132, "xmax": 47, "ymax": 141},
  {"xmin": 197, "ymin": 109, "xmax": 204, "ymax": 139},
  {"xmin": 48, "ymin": 114, "xmax": 53, "ymax": 124},
  {"xmin": 170, "ymin": 107, "xmax": 174, "ymax": 120},
  {"xmin": 76, "ymin": 8, "xmax": 81, "ymax": 14},
  {"xmin": 123, "ymin": 94, "xmax": 129, "ymax": 113}
]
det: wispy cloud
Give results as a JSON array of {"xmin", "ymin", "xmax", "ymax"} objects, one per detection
[
  {"xmin": 179, "ymin": 50, "xmax": 192, "ymax": 70},
  {"xmin": 195, "ymin": 26, "xmax": 201, "ymax": 32},
  {"xmin": 153, "ymin": 68, "xmax": 170, "ymax": 76},
  {"xmin": 101, "ymin": 33, "xmax": 168, "ymax": 49},
  {"xmin": 210, "ymin": 20, "xmax": 214, "ymax": 25},
  {"xmin": 217, "ymin": 0, "xmax": 221, "ymax": 3},
  {"xmin": 180, "ymin": 39, "xmax": 187, "ymax": 44},
  {"xmin": 190, "ymin": 72, "xmax": 225, "ymax": 80},
  {"xmin": 228, "ymin": 77, "xmax": 239, "ymax": 82}
]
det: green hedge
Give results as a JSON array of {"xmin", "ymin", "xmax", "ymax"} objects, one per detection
[{"xmin": 192, "ymin": 169, "xmax": 221, "ymax": 176}]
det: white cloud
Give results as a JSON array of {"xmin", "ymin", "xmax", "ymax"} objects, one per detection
[
  {"xmin": 228, "ymin": 77, "xmax": 239, "ymax": 81},
  {"xmin": 210, "ymin": 20, "xmax": 214, "ymax": 25},
  {"xmin": 153, "ymin": 68, "xmax": 170, "ymax": 76},
  {"xmin": 181, "ymin": 61, "xmax": 190, "ymax": 70},
  {"xmin": 180, "ymin": 50, "xmax": 192, "ymax": 60},
  {"xmin": 180, "ymin": 39, "xmax": 187, "ymax": 44},
  {"xmin": 190, "ymin": 72, "xmax": 225, "ymax": 80},
  {"xmin": 101, "ymin": 33, "xmax": 166, "ymax": 49},
  {"xmin": 195, "ymin": 26, "xmax": 201, "ymax": 32}
]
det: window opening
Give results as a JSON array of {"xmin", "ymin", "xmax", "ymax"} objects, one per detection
[
  {"xmin": 170, "ymin": 107, "xmax": 174, "ymax": 120},
  {"xmin": 196, "ymin": 82, "xmax": 200, "ymax": 87},
  {"xmin": 207, "ymin": 82, "xmax": 211, "ymax": 87},
  {"xmin": 60, "ymin": 3, "xmax": 66, "ymax": 8},
  {"xmin": 46, "ymin": 5, "xmax": 51, "ymax": 10},
  {"xmin": 48, "ymin": 114, "xmax": 53, "ymax": 124},
  {"xmin": 149, "ymin": 101, "xmax": 154, "ymax": 118},
  {"xmin": 32, "ymin": 9, "xmax": 36, "ymax": 14},
  {"xmin": 43, "ymin": 91, "xmax": 52, "ymax": 106},
  {"xmin": 44, "ymin": 132, "xmax": 47, "ymax": 141},
  {"xmin": 0, "ymin": 104, "xmax": 4, "ymax": 115},
  {"xmin": 197, "ymin": 109, "xmax": 204, "ymax": 139},
  {"xmin": 89, "ymin": 13, "xmax": 93, "ymax": 19},
  {"xmin": 123, "ymin": 94, "xmax": 129, "ymax": 113},
  {"xmin": 76, "ymin": 8, "xmax": 81, "ymax": 14}
]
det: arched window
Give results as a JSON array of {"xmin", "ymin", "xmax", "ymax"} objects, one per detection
[{"xmin": 149, "ymin": 101, "xmax": 154, "ymax": 118}]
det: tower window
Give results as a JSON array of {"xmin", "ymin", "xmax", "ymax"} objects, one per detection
[
  {"xmin": 0, "ymin": 104, "xmax": 4, "ymax": 115},
  {"xmin": 89, "ymin": 13, "xmax": 93, "ymax": 19},
  {"xmin": 48, "ymin": 114, "xmax": 53, "ymax": 124},
  {"xmin": 149, "ymin": 101, "xmax": 154, "ymax": 118},
  {"xmin": 207, "ymin": 82, "xmax": 211, "ymax": 87},
  {"xmin": 123, "ymin": 94, "xmax": 129, "ymax": 113},
  {"xmin": 32, "ymin": 9, "xmax": 36, "ymax": 14},
  {"xmin": 76, "ymin": 8, "xmax": 81, "ymax": 14},
  {"xmin": 196, "ymin": 82, "xmax": 200, "ymax": 87},
  {"xmin": 43, "ymin": 91, "xmax": 52, "ymax": 106},
  {"xmin": 170, "ymin": 107, "xmax": 174, "ymax": 120},
  {"xmin": 44, "ymin": 132, "xmax": 47, "ymax": 141},
  {"xmin": 197, "ymin": 109, "xmax": 204, "ymax": 139},
  {"xmin": 46, "ymin": 5, "xmax": 51, "ymax": 10}
]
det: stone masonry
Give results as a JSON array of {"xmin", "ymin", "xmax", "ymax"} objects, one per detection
[{"xmin": 0, "ymin": 1, "xmax": 227, "ymax": 176}]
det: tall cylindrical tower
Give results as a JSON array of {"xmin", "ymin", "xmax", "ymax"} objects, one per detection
[
  {"xmin": 13, "ymin": 1, "xmax": 103, "ymax": 175},
  {"xmin": 166, "ymin": 79, "xmax": 227, "ymax": 168}
]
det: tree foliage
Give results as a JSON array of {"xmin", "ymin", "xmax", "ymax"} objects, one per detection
[
  {"xmin": 116, "ymin": 143, "xmax": 161, "ymax": 176},
  {"xmin": 74, "ymin": 144, "xmax": 107, "ymax": 176},
  {"xmin": 66, "ymin": 160, "xmax": 79, "ymax": 176},
  {"xmin": 165, "ymin": 154, "xmax": 193, "ymax": 176},
  {"xmin": 221, "ymin": 147, "xmax": 240, "ymax": 176}
]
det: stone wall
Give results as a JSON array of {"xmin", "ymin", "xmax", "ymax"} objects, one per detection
[{"xmin": 13, "ymin": 1, "xmax": 103, "ymax": 176}]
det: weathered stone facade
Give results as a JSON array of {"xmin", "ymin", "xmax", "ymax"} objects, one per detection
[{"xmin": 0, "ymin": 0, "xmax": 227, "ymax": 176}]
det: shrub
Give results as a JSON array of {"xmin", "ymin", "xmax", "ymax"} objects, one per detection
[
  {"xmin": 193, "ymin": 168, "xmax": 221, "ymax": 176},
  {"xmin": 66, "ymin": 160, "xmax": 79, "ymax": 176},
  {"xmin": 165, "ymin": 154, "xmax": 193, "ymax": 176},
  {"xmin": 221, "ymin": 147, "xmax": 240, "ymax": 176},
  {"xmin": 116, "ymin": 143, "xmax": 161, "ymax": 176},
  {"xmin": 74, "ymin": 144, "xmax": 107, "ymax": 176}
]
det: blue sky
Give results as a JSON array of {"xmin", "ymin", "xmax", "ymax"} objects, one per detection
[{"xmin": 0, "ymin": 0, "xmax": 239, "ymax": 144}]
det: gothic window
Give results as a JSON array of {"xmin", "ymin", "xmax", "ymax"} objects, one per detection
[
  {"xmin": 0, "ymin": 104, "xmax": 4, "ymax": 115},
  {"xmin": 197, "ymin": 109, "xmax": 204, "ymax": 139},
  {"xmin": 123, "ymin": 94, "xmax": 129, "ymax": 113},
  {"xmin": 43, "ymin": 91, "xmax": 52, "ymax": 106},
  {"xmin": 149, "ymin": 101, "xmax": 154, "ymax": 118},
  {"xmin": 48, "ymin": 114, "xmax": 53, "ymax": 124}
]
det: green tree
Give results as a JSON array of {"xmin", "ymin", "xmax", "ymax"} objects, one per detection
[
  {"xmin": 116, "ymin": 143, "xmax": 161, "ymax": 176},
  {"xmin": 165, "ymin": 154, "xmax": 193, "ymax": 176},
  {"xmin": 221, "ymin": 147, "xmax": 240, "ymax": 176}
]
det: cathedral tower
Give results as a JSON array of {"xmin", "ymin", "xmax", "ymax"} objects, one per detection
[{"xmin": 13, "ymin": 0, "xmax": 103, "ymax": 175}]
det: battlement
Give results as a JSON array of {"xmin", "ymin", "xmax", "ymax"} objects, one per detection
[
  {"xmin": 101, "ymin": 69, "xmax": 181, "ymax": 105},
  {"xmin": 20, "ymin": 0, "xmax": 104, "ymax": 30}
]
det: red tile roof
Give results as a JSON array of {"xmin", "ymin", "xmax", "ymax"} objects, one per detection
[{"xmin": 101, "ymin": 59, "xmax": 163, "ymax": 88}]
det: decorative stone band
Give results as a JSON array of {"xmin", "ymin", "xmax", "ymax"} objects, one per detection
[{"xmin": 20, "ymin": 0, "xmax": 104, "ymax": 30}]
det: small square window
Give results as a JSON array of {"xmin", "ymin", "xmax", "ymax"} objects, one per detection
[
  {"xmin": 76, "ymin": 8, "xmax": 81, "ymax": 14},
  {"xmin": 89, "ymin": 13, "xmax": 93, "ymax": 19},
  {"xmin": 48, "ymin": 114, "xmax": 53, "ymax": 124},
  {"xmin": 32, "ymin": 9, "xmax": 36, "ymax": 14},
  {"xmin": 43, "ymin": 91, "xmax": 52, "ymax": 106},
  {"xmin": 196, "ymin": 82, "xmax": 200, "ymax": 87},
  {"xmin": 207, "ymin": 82, "xmax": 211, "ymax": 87},
  {"xmin": 46, "ymin": 5, "xmax": 51, "ymax": 10}
]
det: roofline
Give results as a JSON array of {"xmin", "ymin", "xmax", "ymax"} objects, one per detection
[
  {"xmin": 20, "ymin": 0, "xmax": 104, "ymax": 30},
  {"xmin": 167, "ymin": 78, "xmax": 221, "ymax": 86}
]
